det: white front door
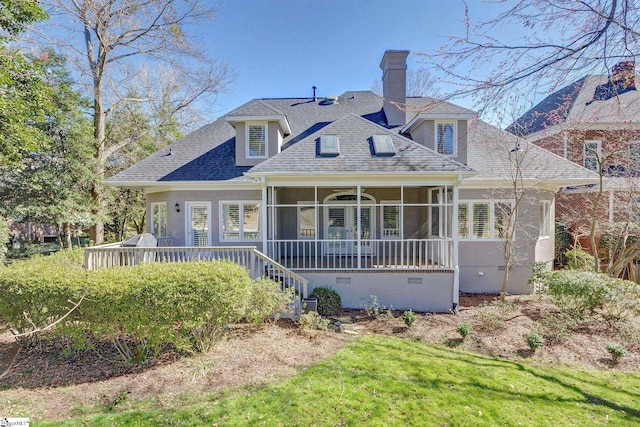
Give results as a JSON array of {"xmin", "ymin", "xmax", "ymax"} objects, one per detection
[
  {"xmin": 325, "ymin": 204, "xmax": 373, "ymax": 254},
  {"xmin": 186, "ymin": 202, "xmax": 211, "ymax": 246}
]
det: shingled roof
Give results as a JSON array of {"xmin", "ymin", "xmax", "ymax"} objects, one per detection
[
  {"xmin": 247, "ymin": 114, "xmax": 473, "ymax": 176},
  {"xmin": 508, "ymin": 73, "xmax": 640, "ymax": 137}
]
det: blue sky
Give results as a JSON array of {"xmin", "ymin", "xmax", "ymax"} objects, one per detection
[{"xmin": 204, "ymin": 0, "xmax": 499, "ymax": 117}]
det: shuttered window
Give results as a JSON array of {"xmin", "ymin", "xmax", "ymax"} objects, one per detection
[
  {"xmin": 458, "ymin": 203, "xmax": 469, "ymax": 238},
  {"xmin": 494, "ymin": 202, "xmax": 512, "ymax": 239},
  {"xmin": 221, "ymin": 201, "xmax": 261, "ymax": 241},
  {"xmin": 436, "ymin": 122, "xmax": 456, "ymax": 155},
  {"xmin": 472, "ymin": 202, "xmax": 490, "ymax": 239},
  {"xmin": 247, "ymin": 124, "xmax": 267, "ymax": 157}
]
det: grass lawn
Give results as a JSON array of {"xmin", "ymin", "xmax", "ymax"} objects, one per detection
[{"xmin": 41, "ymin": 335, "xmax": 640, "ymax": 426}]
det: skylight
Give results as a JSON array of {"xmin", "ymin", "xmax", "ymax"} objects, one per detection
[
  {"xmin": 318, "ymin": 135, "xmax": 340, "ymax": 156},
  {"xmin": 372, "ymin": 134, "xmax": 395, "ymax": 156}
]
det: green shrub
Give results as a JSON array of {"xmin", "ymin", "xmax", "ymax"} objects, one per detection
[
  {"xmin": 555, "ymin": 223, "xmax": 571, "ymax": 266},
  {"xmin": 564, "ymin": 248, "xmax": 595, "ymax": 271},
  {"xmin": 6, "ymin": 241, "xmax": 62, "ymax": 259},
  {"xmin": 361, "ymin": 294, "xmax": 394, "ymax": 319},
  {"xmin": 0, "ymin": 250, "xmax": 86, "ymax": 345},
  {"xmin": 244, "ymin": 277, "xmax": 294, "ymax": 327},
  {"xmin": 542, "ymin": 270, "xmax": 640, "ymax": 323},
  {"xmin": 401, "ymin": 310, "xmax": 416, "ymax": 328},
  {"xmin": 606, "ymin": 342, "xmax": 627, "ymax": 363},
  {"xmin": 526, "ymin": 332, "xmax": 545, "ymax": 351},
  {"xmin": 456, "ymin": 322, "xmax": 472, "ymax": 339},
  {"xmin": 298, "ymin": 311, "xmax": 329, "ymax": 333},
  {"xmin": 309, "ymin": 286, "xmax": 341, "ymax": 316},
  {"xmin": 86, "ymin": 260, "xmax": 254, "ymax": 360}
]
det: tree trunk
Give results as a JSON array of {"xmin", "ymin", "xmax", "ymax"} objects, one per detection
[
  {"xmin": 63, "ymin": 222, "xmax": 72, "ymax": 249},
  {"xmin": 89, "ymin": 68, "xmax": 106, "ymax": 245}
]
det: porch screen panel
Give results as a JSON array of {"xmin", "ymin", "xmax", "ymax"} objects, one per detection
[
  {"xmin": 222, "ymin": 204, "xmax": 241, "ymax": 240},
  {"xmin": 191, "ymin": 206, "xmax": 209, "ymax": 246},
  {"xmin": 472, "ymin": 202, "xmax": 490, "ymax": 239},
  {"xmin": 327, "ymin": 207, "xmax": 346, "ymax": 239},
  {"xmin": 298, "ymin": 206, "xmax": 316, "ymax": 239},
  {"xmin": 494, "ymin": 202, "xmax": 512, "ymax": 239},
  {"xmin": 382, "ymin": 205, "xmax": 400, "ymax": 238},
  {"xmin": 243, "ymin": 203, "xmax": 260, "ymax": 240},
  {"xmin": 354, "ymin": 206, "xmax": 373, "ymax": 240}
]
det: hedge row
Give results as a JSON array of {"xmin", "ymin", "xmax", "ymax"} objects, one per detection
[{"xmin": 0, "ymin": 251, "xmax": 291, "ymax": 361}]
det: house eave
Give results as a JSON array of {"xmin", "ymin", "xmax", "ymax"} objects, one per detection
[
  {"xmin": 225, "ymin": 114, "xmax": 292, "ymax": 136},
  {"xmin": 103, "ymin": 179, "xmax": 261, "ymax": 192}
]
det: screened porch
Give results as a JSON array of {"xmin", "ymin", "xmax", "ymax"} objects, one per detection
[{"xmin": 264, "ymin": 184, "xmax": 457, "ymax": 271}]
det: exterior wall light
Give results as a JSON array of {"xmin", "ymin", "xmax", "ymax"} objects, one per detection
[{"xmin": 175, "ymin": 203, "xmax": 181, "ymax": 213}]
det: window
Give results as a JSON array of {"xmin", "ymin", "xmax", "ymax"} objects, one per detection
[
  {"xmin": 458, "ymin": 200, "xmax": 513, "ymax": 240},
  {"xmin": 472, "ymin": 202, "xmax": 490, "ymax": 239},
  {"xmin": 494, "ymin": 202, "xmax": 512, "ymax": 239},
  {"xmin": 381, "ymin": 202, "xmax": 400, "ymax": 238},
  {"xmin": 583, "ymin": 140, "xmax": 601, "ymax": 171},
  {"xmin": 247, "ymin": 123, "xmax": 267, "ymax": 158},
  {"xmin": 436, "ymin": 121, "xmax": 456, "ymax": 155},
  {"xmin": 220, "ymin": 201, "xmax": 261, "ymax": 241},
  {"xmin": 151, "ymin": 202, "xmax": 166, "ymax": 238},
  {"xmin": 539, "ymin": 201, "xmax": 551, "ymax": 238},
  {"xmin": 297, "ymin": 203, "xmax": 316, "ymax": 239},
  {"xmin": 458, "ymin": 203, "xmax": 469, "ymax": 238}
]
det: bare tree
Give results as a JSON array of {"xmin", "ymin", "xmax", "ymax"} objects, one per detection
[
  {"xmin": 37, "ymin": 0, "xmax": 236, "ymax": 243},
  {"xmin": 417, "ymin": 0, "xmax": 639, "ymax": 114}
]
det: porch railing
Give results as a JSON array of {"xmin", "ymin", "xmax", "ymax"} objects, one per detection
[
  {"xmin": 267, "ymin": 239, "xmax": 453, "ymax": 270},
  {"xmin": 84, "ymin": 244, "xmax": 308, "ymax": 315}
]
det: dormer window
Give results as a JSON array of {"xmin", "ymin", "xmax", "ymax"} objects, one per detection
[
  {"xmin": 436, "ymin": 121, "xmax": 456, "ymax": 156},
  {"xmin": 247, "ymin": 123, "xmax": 267, "ymax": 158}
]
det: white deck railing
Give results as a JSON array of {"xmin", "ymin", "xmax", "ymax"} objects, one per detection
[
  {"xmin": 84, "ymin": 244, "xmax": 308, "ymax": 314},
  {"xmin": 267, "ymin": 238, "xmax": 453, "ymax": 270}
]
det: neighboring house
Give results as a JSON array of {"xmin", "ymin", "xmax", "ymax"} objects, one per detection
[
  {"xmin": 102, "ymin": 50, "xmax": 596, "ymax": 312},
  {"xmin": 507, "ymin": 61, "xmax": 640, "ymax": 245}
]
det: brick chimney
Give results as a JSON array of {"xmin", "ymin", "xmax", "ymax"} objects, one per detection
[
  {"xmin": 612, "ymin": 61, "xmax": 635, "ymax": 89},
  {"xmin": 380, "ymin": 50, "xmax": 409, "ymax": 127}
]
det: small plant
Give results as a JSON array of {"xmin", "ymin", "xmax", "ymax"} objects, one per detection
[
  {"xmin": 298, "ymin": 311, "xmax": 329, "ymax": 333},
  {"xmin": 361, "ymin": 295, "xmax": 394, "ymax": 319},
  {"xmin": 472, "ymin": 299, "xmax": 518, "ymax": 334},
  {"xmin": 401, "ymin": 310, "xmax": 416, "ymax": 327},
  {"xmin": 309, "ymin": 286, "xmax": 342, "ymax": 316},
  {"xmin": 606, "ymin": 342, "xmax": 627, "ymax": 364},
  {"xmin": 456, "ymin": 322, "xmax": 472, "ymax": 339},
  {"xmin": 525, "ymin": 332, "xmax": 545, "ymax": 351}
]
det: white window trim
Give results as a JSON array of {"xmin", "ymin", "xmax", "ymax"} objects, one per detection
[
  {"xmin": 297, "ymin": 201, "xmax": 316, "ymax": 240},
  {"xmin": 583, "ymin": 140, "xmax": 601, "ymax": 170},
  {"xmin": 150, "ymin": 202, "xmax": 167, "ymax": 238},
  {"xmin": 435, "ymin": 120, "xmax": 457, "ymax": 157},
  {"xmin": 185, "ymin": 201, "xmax": 212, "ymax": 246},
  {"xmin": 458, "ymin": 199, "xmax": 514, "ymax": 241},
  {"xmin": 219, "ymin": 200, "xmax": 262, "ymax": 242},
  {"xmin": 539, "ymin": 201, "xmax": 551, "ymax": 239},
  {"xmin": 381, "ymin": 200, "xmax": 401, "ymax": 240},
  {"xmin": 246, "ymin": 122, "xmax": 268, "ymax": 159}
]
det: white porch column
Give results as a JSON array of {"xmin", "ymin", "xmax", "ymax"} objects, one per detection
[
  {"xmin": 357, "ymin": 185, "xmax": 362, "ymax": 269},
  {"xmin": 452, "ymin": 179, "xmax": 460, "ymax": 312},
  {"xmin": 261, "ymin": 177, "xmax": 268, "ymax": 254}
]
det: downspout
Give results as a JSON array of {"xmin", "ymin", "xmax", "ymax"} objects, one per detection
[
  {"xmin": 452, "ymin": 176, "xmax": 461, "ymax": 314},
  {"xmin": 563, "ymin": 131, "xmax": 568, "ymax": 159}
]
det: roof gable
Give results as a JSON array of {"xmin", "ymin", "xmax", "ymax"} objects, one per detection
[{"xmin": 247, "ymin": 114, "xmax": 472, "ymax": 175}]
